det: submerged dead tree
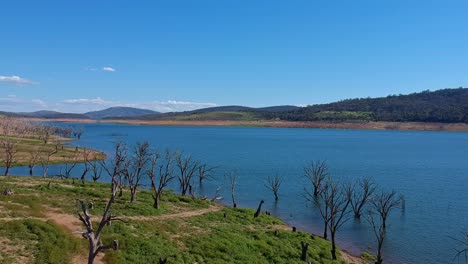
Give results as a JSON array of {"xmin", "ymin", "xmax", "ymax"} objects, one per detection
[
  {"xmin": 148, "ymin": 149, "xmax": 175, "ymax": 209},
  {"xmin": 366, "ymin": 190, "xmax": 403, "ymax": 264},
  {"xmin": 175, "ymin": 151, "xmax": 200, "ymax": 196},
  {"xmin": 265, "ymin": 174, "xmax": 283, "ymax": 202},
  {"xmin": 78, "ymin": 143, "xmax": 125, "ymax": 264},
  {"xmin": 304, "ymin": 160, "xmax": 329, "ymax": 197},
  {"xmin": 28, "ymin": 149, "xmax": 41, "ymax": 176},
  {"xmin": 198, "ymin": 163, "xmax": 216, "ymax": 184},
  {"xmin": 123, "ymin": 142, "xmax": 150, "ymax": 203},
  {"xmin": 350, "ymin": 177, "xmax": 376, "ymax": 219}
]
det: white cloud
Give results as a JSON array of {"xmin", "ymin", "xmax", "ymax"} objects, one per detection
[
  {"xmin": 0, "ymin": 96, "xmax": 47, "ymax": 111},
  {"xmin": 31, "ymin": 99, "xmax": 48, "ymax": 108},
  {"xmin": 63, "ymin": 97, "xmax": 109, "ymax": 105},
  {"xmin": 0, "ymin": 75, "xmax": 37, "ymax": 85},
  {"xmin": 61, "ymin": 97, "xmax": 217, "ymax": 112},
  {"xmin": 102, "ymin": 67, "xmax": 116, "ymax": 72}
]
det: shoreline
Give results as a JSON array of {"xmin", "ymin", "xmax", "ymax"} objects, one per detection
[{"xmin": 23, "ymin": 117, "xmax": 468, "ymax": 132}]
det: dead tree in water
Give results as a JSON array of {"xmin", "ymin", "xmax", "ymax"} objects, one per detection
[
  {"xmin": 325, "ymin": 178, "xmax": 352, "ymax": 260},
  {"xmin": 350, "ymin": 177, "xmax": 376, "ymax": 218},
  {"xmin": 78, "ymin": 143, "xmax": 125, "ymax": 264},
  {"xmin": 453, "ymin": 231, "xmax": 468, "ymax": 263},
  {"xmin": 265, "ymin": 174, "xmax": 283, "ymax": 202},
  {"xmin": 198, "ymin": 163, "xmax": 216, "ymax": 184},
  {"xmin": 123, "ymin": 142, "xmax": 150, "ymax": 203},
  {"xmin": 367, "ymin": 190, "xmax": 403, "ymax": 264},
  {"xmin": 254, "ymin": 200, "xmax": 264, "ymax": 218},
  {"xmin": 80, "ymin": 148, "xmax": 93, "ymax": 182},
  {"xmin": 304, "ymin": 160, "xmax": 329, "ymax": 197},
  {"xmin": 40, "ymin": 145, "xmax": 59, "ymax": 177},
  {"xmin": 28, "ymin": 149, "xmax": 41, "ymax": 176},
  {"xmin": 175, "ymin": 151, "xmax": 200, "ymax": 196},
  {"xmin": 148, "ymin": 149, "xmax": 175, "ymax": 209},
  {"xmin": 90, "ymin": 160, "xmax": 103, "ymax": 182}
]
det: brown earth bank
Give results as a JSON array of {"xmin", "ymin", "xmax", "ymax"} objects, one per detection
[{"xmin": 25, "ymin": 118, "xmax": 468, "ymax": 132}]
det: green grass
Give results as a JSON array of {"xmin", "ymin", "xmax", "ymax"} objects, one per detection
[
  {"xmin": 0, "ymin": 176, "xmax": 351, "ymax": 264},
  {"xmin": 173, "ymin": 111, "xmax": 261, "ymax": 121}
]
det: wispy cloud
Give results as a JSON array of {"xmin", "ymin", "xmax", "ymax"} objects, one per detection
[
  {"xmin": 0, "ymin": 75, "xmax": 37, "ymax": 85},
  {"xmin": 102, "ymin": 67, "xmax": 116, "ymax": 72},
  {"xmin": 61, "ymin": 98, "xmax": 217, "ymax": 112},
  {"xmin": 0, "ymin": 95, "xmax": 48, "ymax": 111},
  {"xmin": 63, "ymin": 97, "xmax": 109, "ymax": 104}
]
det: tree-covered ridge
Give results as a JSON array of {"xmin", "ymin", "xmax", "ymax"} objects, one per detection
[{"xmin": 269, "ymin": 88, "xmax": 468, "ymax": 123}]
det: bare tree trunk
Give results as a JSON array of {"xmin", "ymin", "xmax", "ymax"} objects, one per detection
[
  {"xmin": 254, "ymin": 200, "xmax": 264, "ymax": 218},
  {"xmin": 323, "ymin": 221, "xmax": 328, "ymax": 240},
  {"xmin": 331, "ymin": 232, "xmax": 337, "ymax": 260},
  {"xmin": 300, "ymin": 241, "xmax": 309, "ymax": 261}
]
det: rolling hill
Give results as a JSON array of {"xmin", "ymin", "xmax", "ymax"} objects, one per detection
[{"xmin": 84, "ymin": 107, "xmax": 159, "ymax": 119}]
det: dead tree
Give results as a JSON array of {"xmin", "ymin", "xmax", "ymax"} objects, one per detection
[
  {"xmin": 1, "ymin": 137, "xmax": 17, "ymax": 176},
  {"xmin": 174, "ymin": 151, "xmax": 200, "ymax": 196},
  {"xmin": 123, "ymin": 142, "xmax": 150, "ymax": 203},
  {"xmin": 90, "ymin": 160, "xmax": 103, "ymax": 182},
  {"xmin": 350, "ymin": 177, "xmax": 376, "ymax": 219},
  {"xmin": 28, "ymin": 149, "xmax": 41, "ymax": 176},
  {"xmin": 300, "ymin": 241, "xmax": 309, "ymax": 261},
  {"xmin": 198, "ymin": 163, "xmax": 216, "ymax": 184},
  {"xmin": 147, "ymin": 149, "xmax": 175, "ymax": 209},
  {"xmin": 306, "ymin": 178, "xmax": 330, "ymax": 240},
  {"xmin": 101, "ymin": 143, "xmax": 127, "ymax": 197},
  {"xmin": 226, "ymin": 171, "xmax": 238, "ymax": 208},
  {"xmin": 304, "ymin": 160, "xmax": 329, "ymax": 197},
  {"xmin": 40, "ymin": 145, "xmax": 59, "ymax": 177},
  {"xmin": 61, "ymin": 152, "xmax": 79, "ymax": 179},
  {"xmin": 265, "ymin": 174, "xmax": 283, "ymax": 201},
  {"xmin": 78, "ymin": 143, "xmax": 125, "ymax": 264},
  {"xmin": 453, "ymin": 231, "xmax": 468, "ymax": 263},
  {"xmin": 366, "ymin": 190, "xmax": 403, "ymax": 264},
  {"xmin": 321, "ymin": 178, "xmax": 352, "ymax": 260},
  {"xmin": 80, "ymin": 148, "xmax": 93, "ymax": 182},
  {"xmin": 254, "ymin": 200, "xmax": 264, "ymax": 218},
  {"xmin": 73, "ymin": 127, "xmax": 84, "ymax": 139}
]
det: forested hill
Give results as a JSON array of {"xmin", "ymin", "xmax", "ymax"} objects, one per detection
[{"xmin": 266, "ymin": 88, "xmax": 468, "ymax": 123}]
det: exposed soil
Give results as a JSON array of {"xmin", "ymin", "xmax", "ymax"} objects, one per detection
[{"xmin": 27, "ymin": 118, "xmax": 468, "ymax": 132}]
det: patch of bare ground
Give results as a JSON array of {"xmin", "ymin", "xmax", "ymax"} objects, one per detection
[
  {"xmin": 44, "ymin": 207, "xmax": 105, "ymax": 264},
  {"xmin": 124, "ymin": 205, "xmax": 223, "ymax": 221},
  {"xmin": 0, "ymin": 236, "xmax": 34, "ymax": 264},
  {"xmin": 341, "ymin": 250, "xmax": 367, "ymax": 264}
]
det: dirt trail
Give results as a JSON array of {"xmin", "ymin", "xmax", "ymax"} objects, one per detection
[
  {"xmin": 44, "ymin": 207, "xmax": 105, "ymax": 264},
  {"xmin": 124, "ymin": 205, "xmax": 223, "ymax": 221}
]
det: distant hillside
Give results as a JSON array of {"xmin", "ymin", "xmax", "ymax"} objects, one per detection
[
  {"xmin": 2, "ymin": 110, "xmax": 90, "ymax": 119},
  {"xmin": 266, "ymin": 88, "xmax": 468, "ymax": 123},
  {"xmin": 120, "ymin": 105, "xmax": 300, "ymax": 121},
  {"xmin": 85, "ymin": 107, "xmax": 159, "ymax": 119}
]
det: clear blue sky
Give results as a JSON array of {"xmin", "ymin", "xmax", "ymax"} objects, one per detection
[{"xmin": 1, "ymin": 0, "xmax": 467, "ymax": 112}]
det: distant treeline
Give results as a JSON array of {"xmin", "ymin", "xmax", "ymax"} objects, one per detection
[{"xmin": 261, "ymin": 88, "xmax": 468, "ymax": 123}]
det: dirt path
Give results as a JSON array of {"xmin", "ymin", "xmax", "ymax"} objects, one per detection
[
  {"xmin": 124, "ymin": 205, "xmax": 223, "ymax": 221},
  {"xmin": 44, "ymin": 207, "xmax": 105, "ymax": 264}
]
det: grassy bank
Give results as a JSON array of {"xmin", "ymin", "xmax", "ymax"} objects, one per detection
[
  {"xmin": 0, "ymin": 176, "xmax": 362, "ymax": 264},
  {"xmin": 0, "ymin": 136, "xmax": 105, "ymax": 167}
]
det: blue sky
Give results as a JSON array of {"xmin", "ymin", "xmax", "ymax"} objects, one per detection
[{"xmin": 1, "ymin": 0, "xmax": 467, "ymax": 113}]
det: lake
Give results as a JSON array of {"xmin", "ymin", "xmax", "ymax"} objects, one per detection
[{"xmin": 8, "ymin": 123, "xmax": 468, "ymax": 263}]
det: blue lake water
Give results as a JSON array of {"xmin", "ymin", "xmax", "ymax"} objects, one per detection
[{"xmin": 8, "ymin": 123, "xmax": 468, "ymax": 263}]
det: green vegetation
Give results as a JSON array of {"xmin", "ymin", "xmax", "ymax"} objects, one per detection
[
  {"xmin": 267, "ymin": 88, "xmax": 468, "ymax": 123},
  {"xmin": 0, "ymin": 176, "xmax": 352, "ymax": 264},
  {"xmin": 173, "ymin": 111, "xmax": 261, "ymax": 121},
  {"xmin": 0, "ymin": 136, "xmax": 104, "ymax": 167}
]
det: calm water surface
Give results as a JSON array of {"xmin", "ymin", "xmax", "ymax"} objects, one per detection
[{"xmin": 9, "ymin": 123, "xmax": 468, "ymax": 263}]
